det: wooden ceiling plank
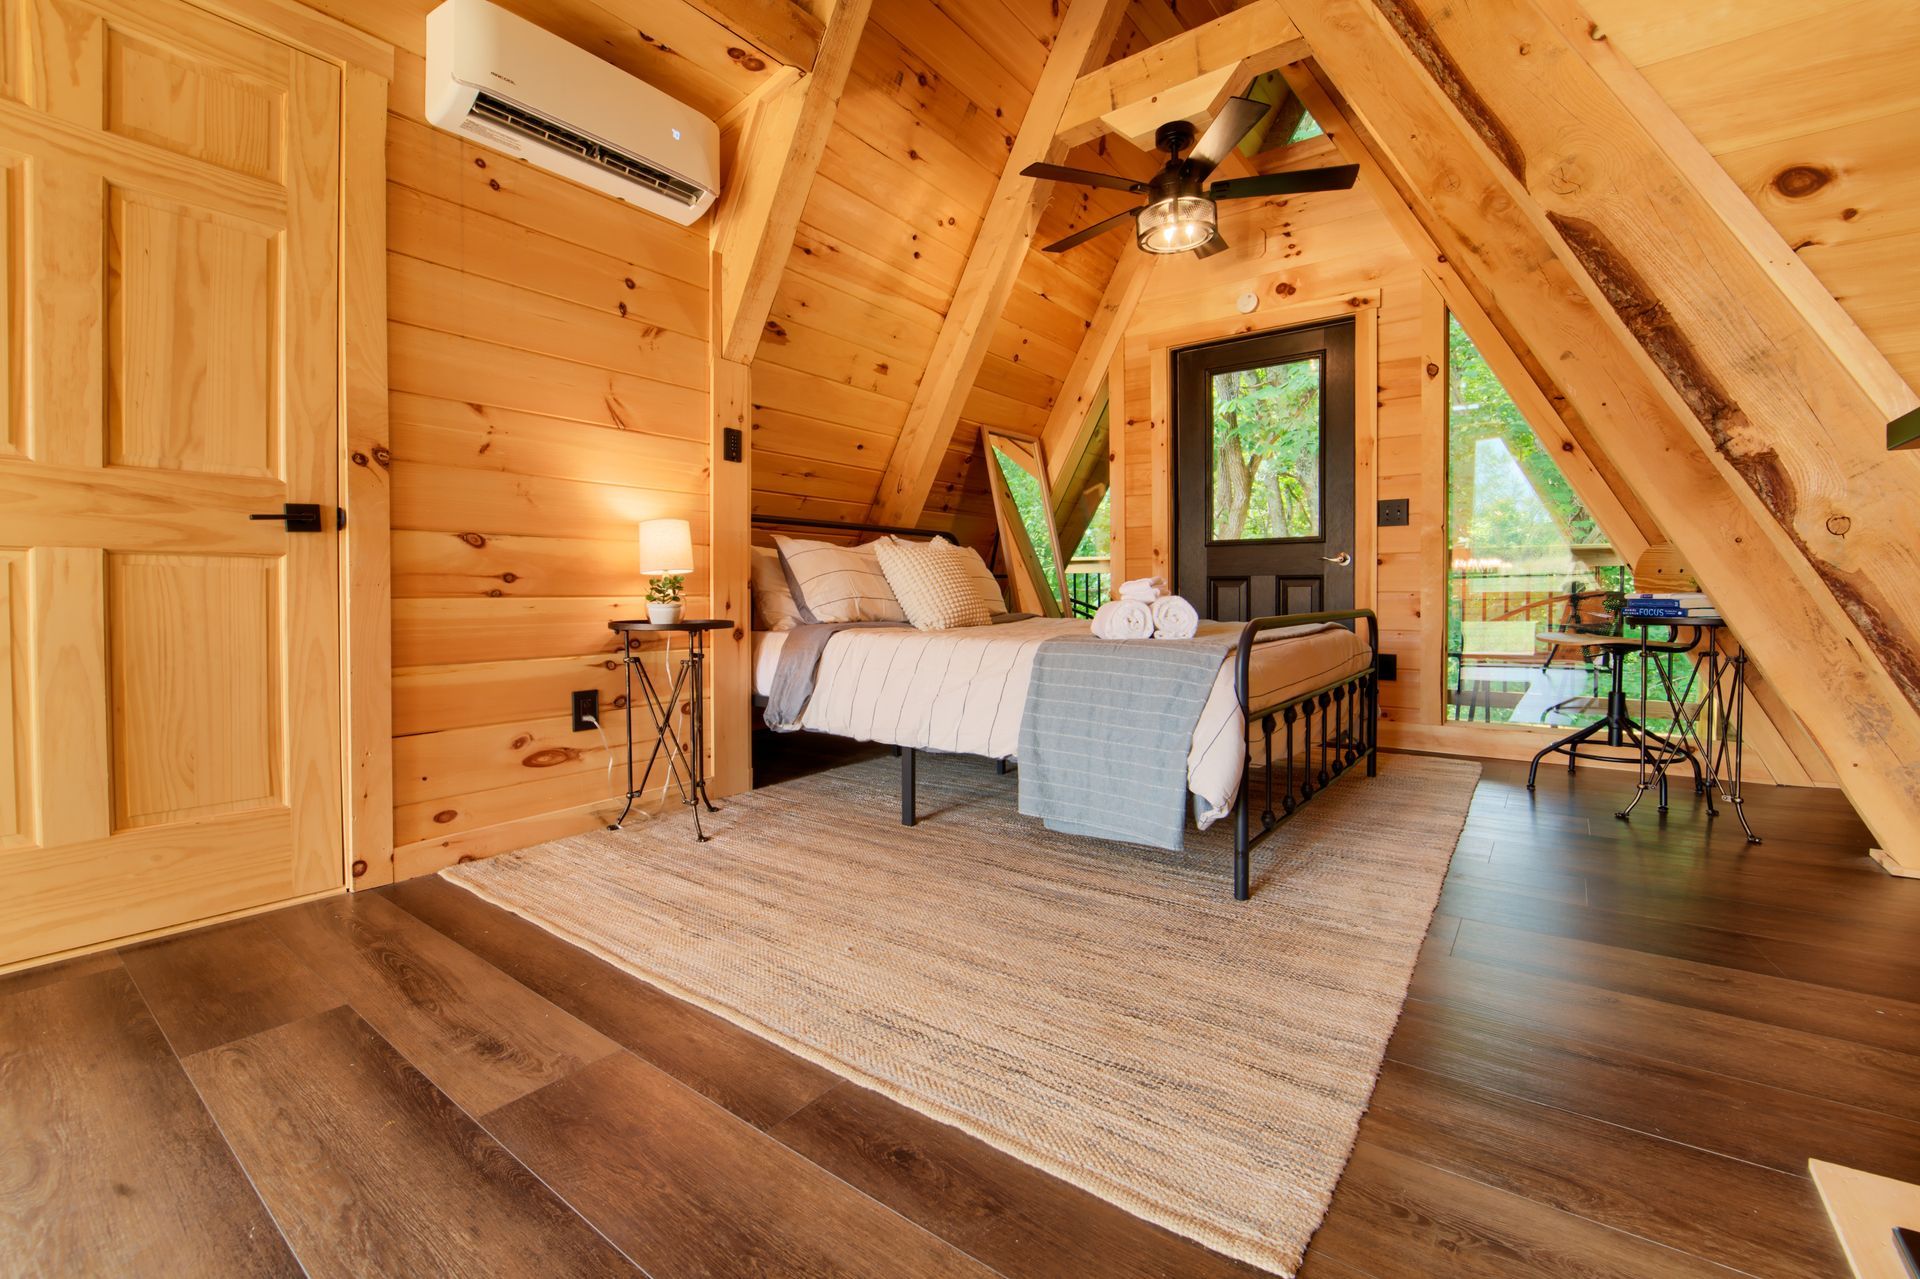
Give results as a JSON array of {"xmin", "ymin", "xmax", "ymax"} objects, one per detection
[
  {"xmin": 674, "ymin": 0, "xmax": 825, "ymax": 71},
  {"xmin": 1056, "ymin": 0, "xmax": 1306, "ymax": 148},
  {"xmin": 1039, "ymin": 247, "xmax": 1152, "ymax": 480},
  {"xmin": 870, "ymin": 0, "xmax": 1133, "ymax": 528},
  {"xmin": 710, "ymin": 0, "xmax": 874, "ymax": 364},
  {"xmin": 1528, "ymin": 0, "xmax": 1916, "ymax": 422},
  {"xmin": 1275, "ymin": 0, "xmax": 1920, "ymax": 862}
]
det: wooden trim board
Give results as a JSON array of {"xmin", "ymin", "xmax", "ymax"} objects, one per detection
[
  {"xmin": 341, "ymin": 62, "xmax": 394, "ymax": 889},
  {"xmin": 1808, "ymin": 1160, "xmax": 1920, "ymax": 1279}
]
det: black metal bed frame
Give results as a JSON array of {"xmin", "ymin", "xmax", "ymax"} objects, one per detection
[
  {"xmin": 750, "ymin": 519, "xmax": 1379, "ymax": 901},
  {"xmin": 898, "ymin": 608, "xmax": 1380, "ymax": 901}
]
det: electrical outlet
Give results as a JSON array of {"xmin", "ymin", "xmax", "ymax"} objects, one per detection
[
  {"xmin": 571, "ymin": 689, "xmax": 599, "ymax": 732},
  {"xmin": 1377, "ymin": 498, "xmax": 1410, "ymax": 527},
  {"xmin": 1377, "ymin": 653, "xmax": 1398, "ymax": 682}
]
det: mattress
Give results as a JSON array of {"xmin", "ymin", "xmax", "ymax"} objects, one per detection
[
  {"xmin": 752, "ymin": 628, "xmax": 786, "ymax": 698},
  {"xmin": 760, "ymin": 618, "xmax": 1370, "ymax": 828}
]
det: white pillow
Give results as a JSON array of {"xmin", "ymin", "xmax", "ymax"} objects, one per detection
[
  {"xmin": 889, "ymin": 536, "xmax": 1006, "ymax": 615},
  {"xmin": 951, "ymin": 542, "xmax": 1008, "ymax": 615},
  {"xmin": 750, "ymin": 546, "xmax": 805, "ymax": 631},
  {"xmin": 773, "ymin": 535, "xmax": 907, "ymax": 624},
  {"xmin": 874, "ymin": 537, "xmax": 993, "ymax": 631}
]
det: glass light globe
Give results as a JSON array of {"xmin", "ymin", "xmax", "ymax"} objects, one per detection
[{"xmin": 1136, "ymin": 195, "xmax": 1216, "ymax": 254}]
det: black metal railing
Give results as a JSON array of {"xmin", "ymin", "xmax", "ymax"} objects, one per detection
[{"xmin": 1064, "ymin": 562, "xmax": 1110, "ymax": 619}]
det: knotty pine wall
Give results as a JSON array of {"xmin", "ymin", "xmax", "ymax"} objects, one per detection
[{"xmin": 380, "ymin": 52, "xmax": 713, "ymax": 879}]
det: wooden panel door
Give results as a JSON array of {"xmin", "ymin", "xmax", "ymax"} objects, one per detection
[{"xmin": 0, "ymin": 0, "xmax": 343, "ymax": 966}]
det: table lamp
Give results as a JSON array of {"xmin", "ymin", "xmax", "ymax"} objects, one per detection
[{"xmin": 640, "ymin": 517, "xmax": 693, "ymax": 623}]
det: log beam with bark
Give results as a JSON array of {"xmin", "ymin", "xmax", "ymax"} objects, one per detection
[{"xmin": 1275, "ymin": 0, "xmax": 1920, "ymax": 860}]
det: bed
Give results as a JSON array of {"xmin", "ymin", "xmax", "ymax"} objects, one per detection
[{"xmin": 751, "ymin": 518, "xmax": 1379, "ymax": 899}]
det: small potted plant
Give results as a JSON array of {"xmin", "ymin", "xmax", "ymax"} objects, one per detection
[{"xmin": 646, "ymin": 573, "xmax": 685, "ymax": 625}]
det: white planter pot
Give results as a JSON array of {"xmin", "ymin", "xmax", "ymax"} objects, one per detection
[{"xmin": 647, "ymin": 601, "xmax": 683, "ymax": 625}]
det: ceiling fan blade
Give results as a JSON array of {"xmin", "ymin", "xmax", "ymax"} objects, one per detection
[
  {"xmin": 1207, "ymin": 165, "xmax": 1362, "ymax": 202},
  {"xmin": 1041, "ymin": 208, "xmax": 1140, "ymax": 253},
  {"xmin": 1021, "ymin": 162, "xmax": 1147, "ymax": 194},
  {"xmin": 1188, "ymin": 97, "xmax": 1270, "ymax": 178},
  {"xmin": 1192, "ymin": 230, "xmax": 1229, "ymax": 260}
]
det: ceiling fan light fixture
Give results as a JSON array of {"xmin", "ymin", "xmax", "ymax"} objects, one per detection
[{"xmin": 1136, "ymin": 195, "xmax": 1216, "ymax": 254}]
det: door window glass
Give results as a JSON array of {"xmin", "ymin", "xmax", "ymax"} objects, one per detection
[{"xmin": 1209, "ymin": 358, "xmax": 1322, "ymax": 541}]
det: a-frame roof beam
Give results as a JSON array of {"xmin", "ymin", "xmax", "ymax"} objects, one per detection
[
  {"xmin": 675, "ymin": 0, "xmax": 825, "ymax": 71},
  {"xmin": 1275, "ymin": 0, "xmax": 1920, "ymax": 862},
  {"xmin": 870, "ymin": 0, "xmax": 1132, "ymax": 528},
  {"xmin": 1057, "ymin": 1, "xmax": 1307, "ymax": 148},
  {"xmin": 709, "ymin": 0, "xmax": 870, "ymax": 363}
]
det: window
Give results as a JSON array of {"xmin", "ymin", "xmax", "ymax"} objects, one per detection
[
  {"xmin": 1209, "ymin": 358, "xmax": 1323, "ymax": 541},
  {"xmin": 1444, "ymin": 315, "xmax": 1633, "ymax": 728}
]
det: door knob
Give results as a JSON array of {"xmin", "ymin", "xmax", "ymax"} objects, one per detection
[{"xmin": 1321, "ymin": 551, "xmax": 1353, "ymax": 567}]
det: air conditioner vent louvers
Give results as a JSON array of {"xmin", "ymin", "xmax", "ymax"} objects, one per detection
[{"xmin": 470, "ymin": 91, "xmax": 703, "ymax": 206}]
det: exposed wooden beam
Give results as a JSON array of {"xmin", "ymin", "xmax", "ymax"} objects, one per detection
[
  {"xmin": 1276, "ymin": 62, "xmax": 1660, "ymax": 553},
  {"xmin": 1041, "ymin": 248, "xmax": 1153, "ymax": 481},
  {"xmin": 674, "ymin": 0, "xmax": 824, "ymax": 71},
  {"xmin": 1275, "ymin": 0, "xmax": 1920, "ymax": 861},
  {"xmin": 707, "ymin": 353, "xmax": 753, "ymax": 798},
  {"xmin": 1057, "ymin": 1, "xmax": 1307, "ymax": 148},
  {"xmin": 709, "ymin": 0, "xmax": 869, "ymax": 364},
  {"xmin": 1289, "ymin": 64, "xmax": 1835, "ymax": 791},
  {"xmin": 870, "ymin": 0, "xmax": 1131, "ymax": 529}
]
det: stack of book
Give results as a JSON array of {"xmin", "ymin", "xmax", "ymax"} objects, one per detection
[{"xmin": 1623, "ymin": 591, "xmax": 1721, "ymax": 623}]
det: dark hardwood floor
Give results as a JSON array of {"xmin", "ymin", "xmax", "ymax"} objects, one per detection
[{"xmin": 3, "ymin": 750, "xmax": 1917, "ymax": 1277}]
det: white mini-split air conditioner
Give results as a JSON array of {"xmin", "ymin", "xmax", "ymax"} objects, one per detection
[{"xmin": 424, "ymin": 0, "xmax": 720, "ymax": 225}]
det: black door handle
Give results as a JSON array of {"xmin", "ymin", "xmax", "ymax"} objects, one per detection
[{"xmin": 249, "ymin": 503, "xmax": 342, "ymax": 532}]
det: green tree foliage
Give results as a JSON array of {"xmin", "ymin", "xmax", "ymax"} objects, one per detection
[
  {"xmin": 1445, "ymin": 315, "xmax": 1648, "ymax": 726},
  {"xmin": 1074, "ymin": 488, "xmax": 1111, "ymax": 560},
  {"xmin": 1446, "ymin": 314, "xmax": 1601, "ymax": 560},
  {"xmin": 1210, "ymin": 358, "xmax": 1322, "ymax": 540}
]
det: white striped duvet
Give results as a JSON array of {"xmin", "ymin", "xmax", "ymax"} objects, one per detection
[{"xmin": 766, "ymin": 618, "xmax": 1372, "ymax": 828}]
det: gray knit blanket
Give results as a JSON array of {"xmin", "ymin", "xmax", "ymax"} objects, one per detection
[{"xmin": 1016, "ymin": 626, "xmax": 1240, "ymax": 852}]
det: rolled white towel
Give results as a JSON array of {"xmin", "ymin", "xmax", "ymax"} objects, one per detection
[
  {"xmin": 1090, "ymin": 599, "xmax": 1155, "ymax": 640},
  {"xmin": 1117, "ymin": 575, "xmax": 1166, "ymax": 603},
  {"xmin": 1151, "ymin": 594, "xmax": 1199, "ymax": 640}
]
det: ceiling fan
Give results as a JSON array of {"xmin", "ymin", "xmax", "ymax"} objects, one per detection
[{"xmin": 1021, "ymin": 96, "xmax": 1359, "ymax": 258}]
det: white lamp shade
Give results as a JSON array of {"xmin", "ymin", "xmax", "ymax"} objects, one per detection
[{"xmin": 638, "ymin": 518, "xmax": 694, "ymax": 575}]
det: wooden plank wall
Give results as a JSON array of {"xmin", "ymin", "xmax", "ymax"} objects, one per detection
[
  {"xmin": 1581, "ymin": 0, "xmax": 1920, "ymax": 392},
  {"xmin": 378, "ymin": 52, "xmax": 715, "ymax": 878}
]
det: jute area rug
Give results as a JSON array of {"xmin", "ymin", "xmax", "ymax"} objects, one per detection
[{"xmin": 443, "ymin": 750, "xmax": 1480, "ymax": 1275}]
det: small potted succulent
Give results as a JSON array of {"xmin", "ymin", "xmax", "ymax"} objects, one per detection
[{"xmin": 646, "ymin": 573, "xmax": 685, "ymax": 625}]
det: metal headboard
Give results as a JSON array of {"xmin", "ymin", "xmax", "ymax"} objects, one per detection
[{"xmin": 750, "ymin": 514, "xmax": 957, "ymax": 542}]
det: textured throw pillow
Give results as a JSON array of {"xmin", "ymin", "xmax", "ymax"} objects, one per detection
[
  {"xmin": 874, "ymin": 536, "xmax": 994, "ymax": 631},
  {"xmin": 773, "ymin": 535, "xmax": 907, "ymax": 624},
  {"xmin": 889, "ymin": 536, "xmax": 1007, "ymax": 615},
  {"xmin": 750, "ymin": 546, "xmax": 806, "ymax": 631}
]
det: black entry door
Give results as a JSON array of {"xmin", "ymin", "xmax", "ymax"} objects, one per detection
[{"xmin": 1174, "ymin": 318, "xmax": 1356, "ymax": 621}]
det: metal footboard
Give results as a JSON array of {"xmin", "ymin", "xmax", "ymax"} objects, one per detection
[
  {"xmin": 892, "ymin": 609, "xmax": 1380, "ymax": 901},
  {"xmin": 1231, "ymin": 610, "xmax": 1380, "ymax": 900}
]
